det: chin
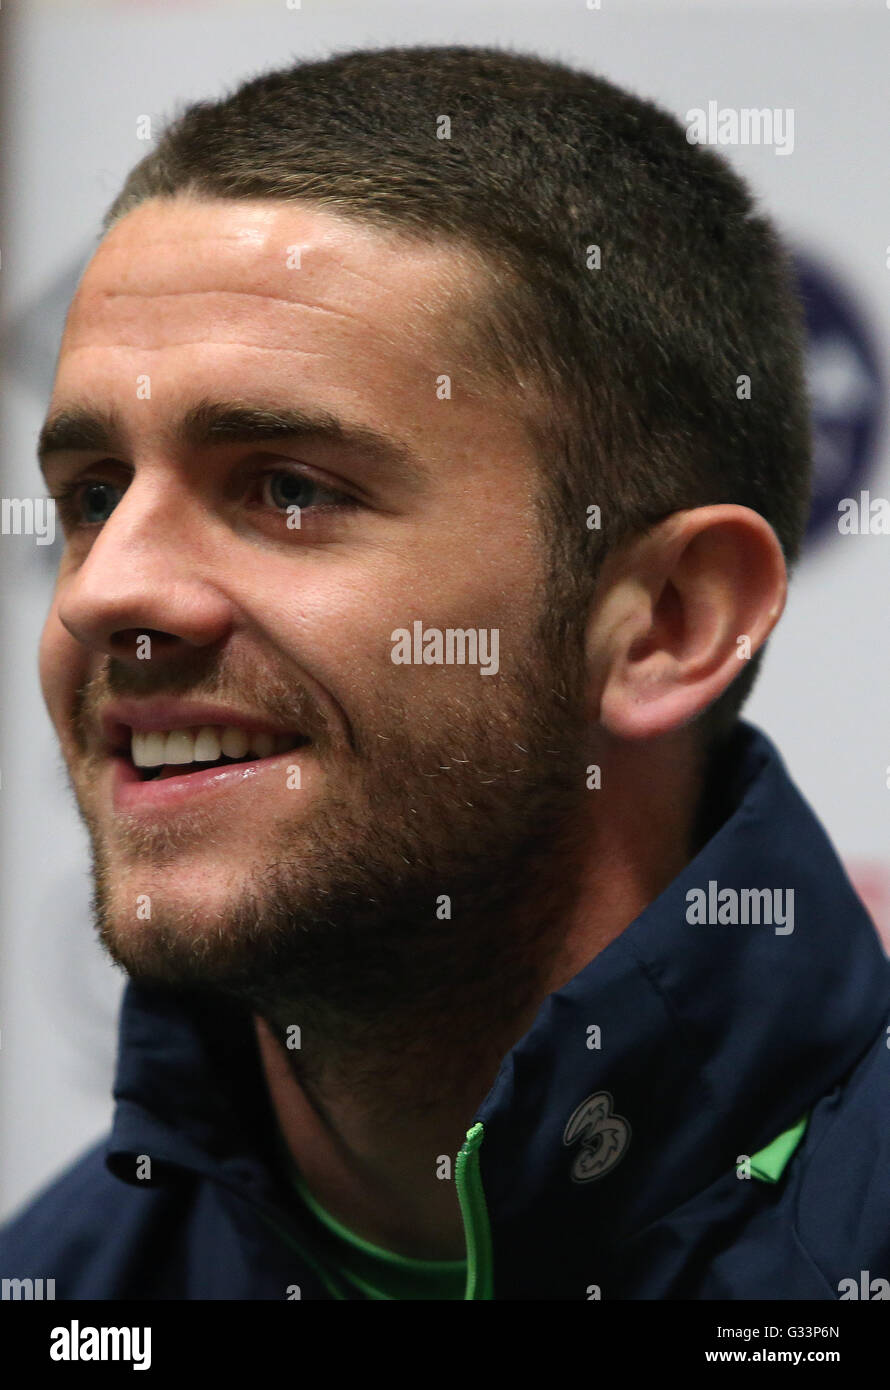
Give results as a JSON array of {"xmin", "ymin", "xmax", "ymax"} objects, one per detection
[{"xmin": 95, "ymin": 909, "xmax": 234, "ymax": 990}]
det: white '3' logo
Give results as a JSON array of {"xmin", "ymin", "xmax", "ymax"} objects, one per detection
[{"xmin": 563, "ymin": 1091, "xmax": 631, "ymax": 1183}]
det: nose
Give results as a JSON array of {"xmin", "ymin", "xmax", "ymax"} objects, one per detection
[{"xmin": 56, "ymin": 472, "xmax": 234, "ymax": 662}]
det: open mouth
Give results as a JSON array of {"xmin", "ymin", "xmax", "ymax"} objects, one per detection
[
  {"xmin": 120, "ymin": 727, "xmax": 310, "ymax": 782},
  {"xmin": 138, "ymin": 749, "xmax": 307, "ymax": 782}
]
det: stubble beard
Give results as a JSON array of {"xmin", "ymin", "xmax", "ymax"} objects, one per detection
[{"xmin": 80, "ymin": 616, "xmax": 591, "ymax": 1101}]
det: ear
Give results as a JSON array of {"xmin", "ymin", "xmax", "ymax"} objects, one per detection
[{"xmin": 588, "ymin": 506, "xmax": 788, "ymax": 741}]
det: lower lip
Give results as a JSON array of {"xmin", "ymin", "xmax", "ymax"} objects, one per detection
[{"xmin": 111, "ymin": 747, "xmax": 309, "ymax": 815}]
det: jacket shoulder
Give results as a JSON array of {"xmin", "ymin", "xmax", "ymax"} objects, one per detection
[{"xmin": 0, "ymin": 1138, "xmax": 188, "ymax": 1298}]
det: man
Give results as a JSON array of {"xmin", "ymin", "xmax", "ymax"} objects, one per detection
[{"xmin": 1, "ymin": 44, "xmax": 888, "ymax": 1302}]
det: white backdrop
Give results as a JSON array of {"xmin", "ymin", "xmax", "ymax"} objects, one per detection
[{"xmin": 2, "ymin": 0, "xmax": 889, "ymax": 1222}]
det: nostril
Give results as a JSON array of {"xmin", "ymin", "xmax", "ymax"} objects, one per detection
[{"xmin": 110, "ymin": 629, "xmax": 176, "ymax": 656}]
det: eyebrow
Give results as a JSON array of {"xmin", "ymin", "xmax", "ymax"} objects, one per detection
[{"xmin": 36, "ymin": 398, "xmax": 423, "ymax": 485}]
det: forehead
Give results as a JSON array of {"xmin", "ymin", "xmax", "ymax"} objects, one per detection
[{"xmin": 61, "ymin": 196, "xmax": 484, "ymax": 370}]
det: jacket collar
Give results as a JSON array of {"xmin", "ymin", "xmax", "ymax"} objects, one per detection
[
  {"xmin": 106, "ymin": 721, "xmax": 890, "ymax": 1285},
  {"xmin": 473, "ymin": 720, "xmax": 890, "ymax": 1292}
]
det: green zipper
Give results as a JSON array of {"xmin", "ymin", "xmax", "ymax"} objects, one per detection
[
  {"xmin": 258, "ymin": 1121, "xmax": 495, "ymax": 1300},
  {"xmin": 455, "ymin": 1122, "xmax": 494, "ymax": 1300}
]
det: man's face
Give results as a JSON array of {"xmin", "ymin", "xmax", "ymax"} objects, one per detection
[{"xmin": 38, "ymin": 197, "xmax": 590, "ymax": 1025}]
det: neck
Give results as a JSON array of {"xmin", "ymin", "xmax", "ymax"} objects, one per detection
[{"xmin": 255, "ymin": 729, "xmax": 707, "ymax": 1260}]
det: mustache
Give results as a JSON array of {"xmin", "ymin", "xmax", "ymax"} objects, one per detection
[{"xmin": 72, "ymin": 654, "xmax": 333, "ymax": 750}]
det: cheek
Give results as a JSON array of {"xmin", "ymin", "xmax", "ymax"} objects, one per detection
[
  {"xmin": 280, "ymin": 548, "xmax": 529, "ymax": 688},
  {"xmin": 37, "ymin": 607, "xmax": 59, "ymax": 700},
  {"xmin": 38, "ymin": 599, "xmax": 79, "ymax": 725}
]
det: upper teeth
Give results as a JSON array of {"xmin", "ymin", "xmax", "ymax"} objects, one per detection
[{"xmin": 130, "ymin": 726, "xmax": 294, "ymax": 768}]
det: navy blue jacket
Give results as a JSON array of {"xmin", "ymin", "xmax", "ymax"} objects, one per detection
[{"xmin": 2, "ymin": 720, "xmax": 889, "ymax": 1299}]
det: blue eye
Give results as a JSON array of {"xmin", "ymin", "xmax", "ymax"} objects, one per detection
[
  {"xmin": 51, "ymin": 479, "xmax": 121, "ymax": 525},
  {"xmin": 259, "ymin": 470, "xmax": 346, "ymax": 512},
  {"xmin": 48, "ymin": 467, "xmax": 356, "ymax": 534},
  {"xmin": 81, "ymin": 481, "xmax": 121, "ymax": 523}
]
